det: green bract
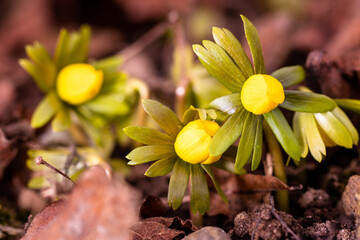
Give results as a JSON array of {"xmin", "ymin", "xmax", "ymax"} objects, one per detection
[
  {"xmin": 293, "ymin": 88, "xmax": 359, "ymax": 162},
  {"xmin": 20, "ymin": 26, "xmax": 146, "ymax": 147},
  {"xmin": 124, "ymin": 100, "xmax": 232, "ymax": 214},
  {"xmin": 193, "ymin": 15, "xmax": 336, "ymax": 171}
]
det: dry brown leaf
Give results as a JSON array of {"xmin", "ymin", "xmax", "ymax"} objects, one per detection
[
  {"xmin": 21, "ymin": 166, "xmax": 139, "ymax": 240},
  {"xmin": 208, "ymin": 174, "xmax": 289, "ymax": 217},
  {"xmin": 130, "ymin": 216, "xmax": 197, "ymax": 240}
]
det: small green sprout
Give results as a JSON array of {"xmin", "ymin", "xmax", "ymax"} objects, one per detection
[
  {"xmin": 193, "ymin": 15, "xmax": 336, "ymax": 172},
  {"xmin": 124, "ymin": 100, "xmax": 232, "ymax": 215},
  {"xmin": 19, "ymin": 26, "xmax": 145, "ymax": 147},
  {"xmin": 293, "ymin": 87, "xmax": 359, "ymax": 162}
]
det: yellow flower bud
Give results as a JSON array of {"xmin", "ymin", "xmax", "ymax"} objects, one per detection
[
  {"xmin": 57, "ymin": 63, "xmax": 103, "ymax": 105},
  {"xmin": 174, "ymin": 119, "xmax": 221, "ymax": 164},
  {"xmin": 241, "ymin": 74, "xmax": 284, "ymax": 115}
]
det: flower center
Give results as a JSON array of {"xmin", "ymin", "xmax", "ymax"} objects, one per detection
[
  {"xmin": 174, "ymin": 119, "xmax": 222, "ymax": 164},
  {"xmin": 241, "ymin": 74, "xmax": 285, "ymax": 115},
  {"xmin": 57, "ymin": 63, "xmax": 103, "ymax": 105}
]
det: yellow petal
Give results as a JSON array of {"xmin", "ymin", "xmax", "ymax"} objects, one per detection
[
  {"xmin": 241, "ymin": 74, "xmax": 284, "ymax": 115},
  {"xmin": 174, "ymin": 119, "xmax": 221, "ymax": 164},
  {"xmin": 57, "ymin": 63, "xmax": 103, "ymax": 105},
  {"xmin": 201, "ymin": 155, "xmax": 221, "ymax": 164}
]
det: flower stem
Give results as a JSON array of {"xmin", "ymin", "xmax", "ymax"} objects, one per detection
[{"xmin": 263, "ymin": 122, "xmax": 289, "ymax": 212}]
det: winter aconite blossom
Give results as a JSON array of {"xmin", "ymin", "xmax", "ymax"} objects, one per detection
[
  {"xmin": 124, "ymin": 101, "xmax": 227, "ymax": 214},
  {"xmin": 57, "ymin": 63, "xmax": 104, "ymax": 105},
  {"xmin": 20, "ymin": 26, "xmax": 145, "ymax": 146},
  {"xmin": 193, "ymin": 15, "xmax": 336, "ymax": 172},
  {"xmin": 174, "ymin": 119, "xmax": 221, "ymax": 164},
  {"xmin": 241, "ymin": 74, "xmax": 285, "ymax": 115}
]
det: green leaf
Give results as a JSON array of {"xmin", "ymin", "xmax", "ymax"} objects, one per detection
[
  {"xmin": 212, "ymin": 27, "xmax": 253, "ymax": 78},
  {"xmin": 280, "ymin": 90, "xmax": 336, "ymax": 113},
  {"xmin": 210, "ymin": 107, "xmax": 247, "ymax": 156},
  {"xmin": 181, "ymin": 107, "xmax": 214, "ymax": 123},
  {"xmin": 31, "ymin": 91, "xmax": 61, "ymax": 128},
  {"xmin": 19, "ymin": 59, "xmax": 55, "ymax": 93},
  {"xmin": 168, "ymin": 159, "xmax": 190, "ymax": 210},
  {"xmin": 92, "ymin": 56, "xmax": 123, "ymax": 73},
  {"xmin": 76, "ymin": 113, "xmax": 104, "ymax": 147},
  {"xmin": 331, "ymin": 107, "xmax": 358, "ymax": 145},
  {"xmin": 145, "ymin": 155, "xmax": 177, "ymax": 177},
  {"xmin": 208, "ymin": 93, "xmax": 242, "ymax": 116},
  {"xmin": 190, "ymin": 164, "xmax": 210, "ymax": 215},
  {"xmin": 27, "ymin": 149, "xmax": 68, "ymax": 170},
  {"xmin": 235, "ymin": 113, "xmax": 256, "ymax": 171},
  {"xmin": 314, "ymin": 111, "xmax": 353, "ymax": 148},
  {"xmin": 251, "ymin": 115, "xmax": 263, "ymax": 171},
  {"xmin": 212, "ymin": 158, "xmax": 247, "ymax": 175},
  {"xmin": 54, "ymin": 26, "xmax": 90, "ymax": 70},
  {"xmin": 52, "ymin": 108, "xmax": 71, "ymax": 132},
  {"xmin": 126, "ymin": 145, "xmax": 175, "ymax": 165},
  {"xmin": 25, "ymin": 42, "xmax": 52, "ymax": 66},
  {"xmin": 292, "ymin": 112, "xmax": 309, "ymax": 158},
  {"xmin": 23, "ymin": 42, "xmax": 57, "ymax": 90},
  {"xmin": 271, "ymin": 65, "xmax": 305, "ymax": 88},
  {"xmin": 241, "ymin": 15, "xmax": 265, "ymax": 74},
  {"xmin": 201, "ymin": 164, "xmax": 228, "ymax": 203},
  {"xmin": 85, "ymin": 94, "xmax": 130, "ymax": 116},
  {"xmin": 28, "ymin": 176, "xmax": 51, "ymax": 189},
  {"xmin": 54, "ymin": 29, "xmax": 70, "ymax": 70},
  {"xmin": 100, "ymin": 73, "xmax": 128, "ymax": 94},
  {"xmin": 263, "ymin": 108, "xmax": 301, "ymax": 161},
  {"xmin": 68, "ymin": 25, "xmax": 91, "ymax": 63},
  {"xmin": 206, "ymin": 109, "xmax": 217, "ymax": 120},
  {"xmin": 193, "ymin": 42, "xmax": 245, "ymax": 93},
  {"xmin": 335, "ymin": 99, "xmax": 360, "ymax": 114},
  {"xmin": 124, "ymin": 126, "xmax": 174, "ymax": 145},
  {"xmin": 299, "ymin": 112, "xmax": 326, "ymax": 162},
  {"xmin": 142, "ymin": 99, "xmax": 183, "ymax": 138},
  {"xmin": 182, "ymin": 106, "xmax": 200, "ymax": 125}
]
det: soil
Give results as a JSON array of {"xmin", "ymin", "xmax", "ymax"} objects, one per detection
[{"xmin": 1, "ymin": 0, "xmax": 360, "ymax": 239}]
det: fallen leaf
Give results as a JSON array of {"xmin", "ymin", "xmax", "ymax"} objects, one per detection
[
  {"xmin": 208, "ymin": 174, "xmax": 289, "ymax": 217},
  {"xmin": 130, "ymin": 216, "xmax": 197, "ymax": 240},
  {"xmin": 21, "ymin": 166, "xmax": 139, "ymax": 240}
]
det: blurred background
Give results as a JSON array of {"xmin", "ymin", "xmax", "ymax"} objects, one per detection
[{"xmin": 0, "ymin": 0, "xmax": 359, "ymax": 122}]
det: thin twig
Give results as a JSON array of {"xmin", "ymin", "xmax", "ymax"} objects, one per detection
[
  {"xmin": 35, "ymin": 156, "xmax": 76, "ymax": 185},
  {"xmin": 269, "ymin": 196, "xmax": 301, "ymax": 240},
  {"xmin": 226, "ymin": 184, "xmax": 303, "ymax": 194},
  {"xmin": 251, "ymin": 215, "xmax": 261, "ymax": 240},
  {"xmin": 118, "ymin": 20, "xmax": 172, "ymax": 62}
]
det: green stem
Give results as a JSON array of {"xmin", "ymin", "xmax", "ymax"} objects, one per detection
[{"xmin": 263, "ymin": 122, "xmax": 289, "ymax": 212}]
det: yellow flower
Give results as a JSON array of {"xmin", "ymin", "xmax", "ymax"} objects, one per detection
[
  {"xmin": 174, "ymin": 119, "xmax": 221, "ymax": 164},
  {"xmin": 241, "ymin": 74, "xmax": 285, "ymax": 115},
  {"xmin": 57, "ymin": 63, "xmax": 103, "ymax": 105}
]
